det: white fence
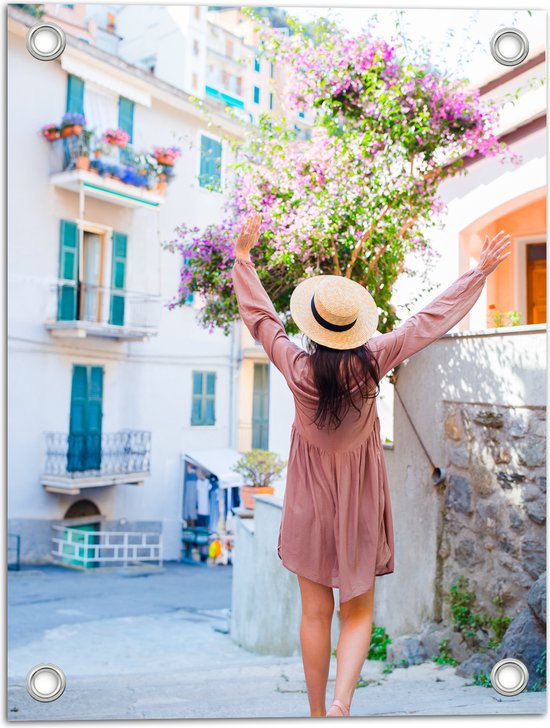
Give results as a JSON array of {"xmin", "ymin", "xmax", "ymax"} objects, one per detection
[{"xmin": 51, "ymin": 526, "xmax": 163, "ymax": 569}]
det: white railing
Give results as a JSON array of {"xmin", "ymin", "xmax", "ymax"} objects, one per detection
[
  {"xmin": 51, "ymin": 526, "xmax": 163, "ymax": 569},
  {"xmin": 47, "ymin": 281, "xmax": 162, "ymax": 332}
]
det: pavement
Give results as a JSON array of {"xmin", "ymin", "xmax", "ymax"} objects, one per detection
[{"xmin": 7, "ymin": 563, "xmax": 547, "ymax": 721}]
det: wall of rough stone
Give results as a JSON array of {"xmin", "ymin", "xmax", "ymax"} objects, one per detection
[{"xmin": 440, "ymin": 402, "xmax": 546, "ymax": 616}]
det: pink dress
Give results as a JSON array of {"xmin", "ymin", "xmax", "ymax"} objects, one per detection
[{"xmin": 231, "ymin": 259, "xmax": 487, "ymax": 602}]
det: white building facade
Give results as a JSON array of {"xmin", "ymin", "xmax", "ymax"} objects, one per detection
[{"xmin": 7, "ymin": 5, "xmax": 255, "ymax": 565}]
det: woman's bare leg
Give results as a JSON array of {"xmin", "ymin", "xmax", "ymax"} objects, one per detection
[
  {"xmin": 297, "ymin": 574, "xmax": 335, "ymax": 717},
  {"xmin": 327, "ymin": 577, "xmax": 376, "ymax": 716}
]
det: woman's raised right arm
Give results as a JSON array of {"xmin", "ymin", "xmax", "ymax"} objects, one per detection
[{"xmin": 371, "ymin": 266, "xmax": 487, "ymax": 378}]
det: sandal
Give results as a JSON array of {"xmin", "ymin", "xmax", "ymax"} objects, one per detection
[{"xmin": 326, "ymin": 699, "xmax": 350, "ymax": 717}]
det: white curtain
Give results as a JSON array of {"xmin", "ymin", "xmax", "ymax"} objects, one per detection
[{"xmin": 83, "ymin": 81, "xmax": 118, "ymax": 139}]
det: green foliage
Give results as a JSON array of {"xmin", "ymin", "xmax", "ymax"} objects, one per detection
[
  {"xmin": 231, "ymin": 449, "xmax": 287, "ymax": 487},
  {"xmin": 432, "ymin": 638, "xmax": 459, "ymax": 666},
  {"xmin": 368, "ymin": 623, "xmax": 392, "ymax": 661},
  {"xmin": 444, "ymin": 575, "xmax": 511, "ymax": 648}
]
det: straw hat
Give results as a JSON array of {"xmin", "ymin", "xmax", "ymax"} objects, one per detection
[{"xmin": 290, "ymin": 274, "xmax": 379, "ymax": 350}]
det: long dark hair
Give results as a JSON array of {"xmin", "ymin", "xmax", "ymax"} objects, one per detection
[{"xmin": 306, "ymin": 339, "xmax": 381, "ymax": 430}]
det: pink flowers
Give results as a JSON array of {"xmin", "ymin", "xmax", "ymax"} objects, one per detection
[
  {"xmin": 153, "ymin": 146, "xmax": 182, "ymax": 165},
  {"xmin": 163, "ymin": 15, "xmax": 518, "ymax": 335},
  {"xmin": 102, "ymin": 128, "xmax": 130, "ymax": 147}
]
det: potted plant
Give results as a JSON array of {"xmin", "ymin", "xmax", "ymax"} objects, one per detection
[
  {"xmin": 60, "ymin": 112, "xmax": 86, "ymax": 138},
  {"xmin": 40, "ymin": 123, "xmax": 60, "ymax": 141},
  {"xmin": 102, "ymin": 127, "xmax": 130, "ymax": 148},
  {"xmin": 153, "ymin": 145, "xmax": 181, "ymax": 166},
  {"xmin": 232, "ymin": 449, "xmax": 287, "ymax": 510},
  {"xmin": 156, "ymin": 172, "xmax": 168, "ymax": 195},
  {"xmin": 75, "ymin": 129, "xmax": 94, "ymax": 170}
]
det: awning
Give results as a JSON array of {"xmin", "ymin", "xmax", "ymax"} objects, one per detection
[{"xmin": 183, "ymin": 448, "xmax": 244, "ymax": 489}]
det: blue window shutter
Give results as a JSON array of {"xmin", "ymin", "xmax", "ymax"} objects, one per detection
[
  {"xmin": 66, "ymin": 74, "xmax": 84, "ymax": 114},
  {"xmin": 57, "ymin": 219, "xmax": 79, "ymax": 321},
  {"xmin": 118, "ymin": 97, "xmax": 134, "ymax": 142},
  {"xmin": 199, "ymin": 135, "xmax": 222, "ymax": 191},
  {"xmin": 109, "ymin": 232, "xmax": 127, "ymax": 326},
  {"xmin": 68, "ymin": 365, "xmax": 103, "ymax": 472},
  {"xmin": 191, "ymin": 371, "xmax": 215, "ymax": 425},
  {"xmin": 253, "ymin": 86, "xmax": 260, "ymax": 104},
  {"xmin": 118, "ymin": 97, "xmax": 134, "ymax": 164},
  {"xmin": 269, "ymin": 92, "xmax": 273, "ymax": 110},
  {"xmin": 253, "ymin": 56, "xmax": 260, "ymax": 72}
]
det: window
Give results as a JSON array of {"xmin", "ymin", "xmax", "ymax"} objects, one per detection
[
  {"xmin": 57, "ymin": 220, "xmax": 128, "ymax": 326},
  {"xmin": 298, "ymin": 110, "xmax": 305, "ymax": 118},
  {"xmin": 269, "ymin": 92, "xmax": 273, "ymax": 110},
  {"xmin": 191, "ymin": 371, "xmax": 216, "ymax": 426},
  {"xmin": 225, "ymin": 38, "xmax": 233, "ymax": 58},
  {"xmin": 192, "ymin": 73, "xmax": 198, "ymax": 90},
  {"xmin": 253, "ymin": 86, "xmax": 260, "ymax": 104},
  {"xmin": 252, "ymin": 363, "xmax": 269, "ymax": 449},
  {"xmin": 270, "ymin": 62, "xmax": 275, "ymax": 78},
  {"xmin": 194, "ymin": 5, "xmax": 201, "ymax": 20},
  {"xmin": 199, "ymin": 134, "xmax": 222, "ymax": 191},
  {"xmin": 254, "ymin": 56, "xmax": 260, "ymax": 72},
  {"xmin": 193, "ymin": 39, "xmax": 200, "ymax": 56},
  {"xmin": 236, "ymin": 76, "xmax": 243, "ymax": 96},
  {"xmin": 183, "ymin": 256, "xmax": 195, "ymax": 304}
]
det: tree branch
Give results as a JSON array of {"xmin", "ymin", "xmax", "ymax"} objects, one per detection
[{"xmin": 345, "ymin": 203, "xmax": 391, "ymax": 279}]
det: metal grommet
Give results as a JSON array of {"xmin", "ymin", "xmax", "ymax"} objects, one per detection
[
  {"xmin": 490, "ymin": 28, "xmax": 529, "ymax": 67},
  {"xmin": 490, "ymin": 658, "xmax": 529, "ymax": 696},
  {"xmin": 26, "ymin": 664, "xmax": 66, "ymax": 702},
  {"xmin": 26, "ymin": 22, "xmax": 66, "ymax": 61}
]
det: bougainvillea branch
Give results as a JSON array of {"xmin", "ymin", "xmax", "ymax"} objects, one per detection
[{"xmin": 163, "ymin": 11, "xmax": 521, "ymax": 335}]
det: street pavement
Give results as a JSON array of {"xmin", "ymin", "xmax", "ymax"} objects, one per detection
[{"xmin": 7, "ymin": 563, "xmax": 546, "ymax": 720}]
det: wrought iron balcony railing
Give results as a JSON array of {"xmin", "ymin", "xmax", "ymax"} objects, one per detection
[{"xmin": 44, "ymin": 430, "xmax": 152, "ymax": 480}]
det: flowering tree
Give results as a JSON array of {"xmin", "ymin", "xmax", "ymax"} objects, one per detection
[{"xmin": 164, "ymin": 15, "xmax": 518, "ymax": 335}]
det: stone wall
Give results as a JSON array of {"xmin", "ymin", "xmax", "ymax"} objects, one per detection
[{"xmin": 440, "ymin": 402, "xmax": 546, "ymax": 617}]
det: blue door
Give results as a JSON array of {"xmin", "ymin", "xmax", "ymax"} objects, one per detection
[{"xmin": 67, "ymin": 365, "xmax": 104, "ymax": 472}]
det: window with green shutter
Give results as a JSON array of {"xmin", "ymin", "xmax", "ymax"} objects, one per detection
[
  {"xmin": 199, "ymin": 134, "xmax": 222, "ymax": 192},
  {"xmin": 66, "ymin": 74, "xmax": 85, "ymax": 114},
  {"xmin": 191, "ymin": 371, "xmax": 216, "ymax": 426},
  {"xmin": 109, "ymin": 231, "xmax": 127, "ymax": 326},
  {"xmin": 57, "ymin": 219, "xmax": 79, "ymax": 321}
]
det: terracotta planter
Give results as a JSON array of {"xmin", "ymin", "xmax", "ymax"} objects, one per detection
[
  {"xmin": 240, "ymin": 485, "xmax": 275, "ymax": 510},
  {"xmin": 156, "ymin": 181, "xmax": 168, "ymax": 195},
  {"xmin": 75, "ymin": 156, "xmax": 90, "ymax": 170},
  {"xmin": 60, "ymin": 124, "xmax": 83, "ymax": 138},
  {"xmin": 43, "ymin": 130, "xmax": 60, "ymax": 141},
  {"xmin": 157, "ymin": 155, "xmax": 175, "ymax": 166}
]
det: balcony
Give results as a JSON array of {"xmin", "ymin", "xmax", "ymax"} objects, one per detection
[
  {"xmin": 42, "ymin": 430, "xmax": 152, "ymax": 494},
  {"xmin": 45, "ymin": 282, "xmax": 161, "ymax": 341},
  {"xmin": 51, "ymin": 169, "xmax": 165, "ymax": 209},
  {"xmin": 205, "ymin": 84, "xmax": 245, "ymax": 109}
]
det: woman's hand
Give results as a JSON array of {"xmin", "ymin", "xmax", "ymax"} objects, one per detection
[
  {"xmin": 477, "ymin": 230, "xmax": 512, "ymax": 276},
  {"xmin": 235, "ymin": 212, "xmax": 263, "ymax": 262}
]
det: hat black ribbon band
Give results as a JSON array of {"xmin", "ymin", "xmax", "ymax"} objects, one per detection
[{"xmin": 310, "ymin": 295, "xmax": 357, "ymax": 333}]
